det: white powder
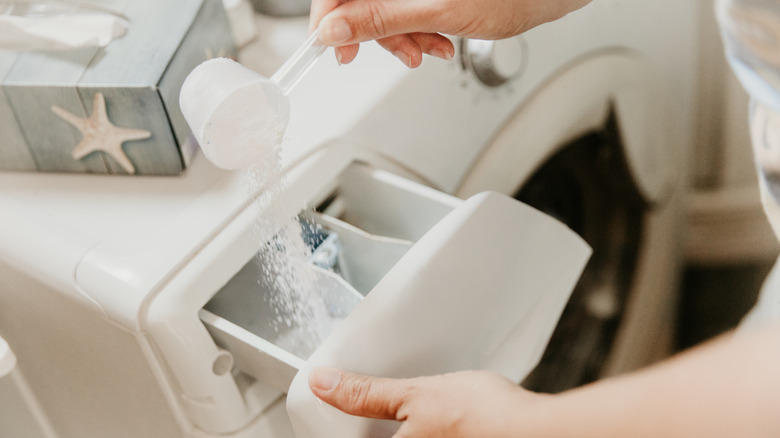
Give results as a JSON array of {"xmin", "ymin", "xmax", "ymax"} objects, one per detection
[
  {"xmin": 242, "ymin": 143, "xmax": 336, "ymax": 359},
  {"xmin": 182, "ymin": 57, "xmax": 334, "ymax": 358}
]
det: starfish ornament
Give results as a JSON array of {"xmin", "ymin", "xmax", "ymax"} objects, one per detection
[{"xmin": 51, "ymin": 93, "xmax": 151, "ymax": 174}]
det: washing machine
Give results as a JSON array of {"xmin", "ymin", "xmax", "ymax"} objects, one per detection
[{"xmin": 0, "ymin": 1, "xmax": 699, "ymax": 437}]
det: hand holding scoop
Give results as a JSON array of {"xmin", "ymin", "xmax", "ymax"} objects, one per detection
[{"xmin": 180, "ymin": 31, "xmax": 327, "ymax": 170}]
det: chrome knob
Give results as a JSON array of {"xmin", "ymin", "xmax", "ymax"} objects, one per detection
[{"xmin": 462, "ymin": 37, "xmax": 527, "ymax": 87}]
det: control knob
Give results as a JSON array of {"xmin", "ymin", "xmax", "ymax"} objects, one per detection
[{"xmin": 461, "ymin": 37, "xmax": 527, "ymax": 87}]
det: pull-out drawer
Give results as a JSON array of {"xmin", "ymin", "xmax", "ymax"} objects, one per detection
[
  {"xmin": 145, "ymin": 147, "xmax": 589, "ymax": 436},
  {"xmin": 201, "ymin": 163, "xmax": 460, "ymax": 393},
  {"xmin": 198, "ymin": 160, "xmax": 591, "ymax": 438}
]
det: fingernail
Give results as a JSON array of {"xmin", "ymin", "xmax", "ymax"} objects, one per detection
[
  {"xmin": 393, "ymin": 50, "xmax": 412, "ymax": 68},
  {"xmin": 429, "ymin": 49, "xmax": 453, "ymax": 61},
  {"xmin": 323, "ymin": 18, "xmax": 352, "ymax": 44},
  {"xmin": 310, "ymin": 367, "xmax": 341, "ymax": 391},
  {"xmin": 335, "ymin": 48, "xmax": 343, "ymax": 66}
]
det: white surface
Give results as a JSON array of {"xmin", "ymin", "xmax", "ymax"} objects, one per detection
[
  {"xmin": 0, "ymin": 151, "xmax": 250, "ymax": 328},
  {"xmin": 0, "ymin": 337, "xmax": 59, "ymax": 438},
  {"xmin": 287, "ymin": 192, "xmax": 591, "ymax": 438},
  {"xmin": 0, "ymin": 372, "xmax": 51, "ymax": 438}
]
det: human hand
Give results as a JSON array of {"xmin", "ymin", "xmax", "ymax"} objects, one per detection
[
  {"xmin": 308, "ymin": 367, "xmax": 547, "ymax": 437},
  {"xmin": 309, "ymin": 0, "xmax": 592, "ymax": 67}
]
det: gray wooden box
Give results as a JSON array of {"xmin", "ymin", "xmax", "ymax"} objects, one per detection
[{"xmin": 0, "ymin": 0, "xmax": 235, "ymax": 175}]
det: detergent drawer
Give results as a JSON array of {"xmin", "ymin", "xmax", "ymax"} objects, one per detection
[
  {"xmin": 200, "ymin": 163, "xmax": 462, "ymax": 393},
  {"xmin": 199, "ymin": 159, "xmax": 591, "ymax": 405}
]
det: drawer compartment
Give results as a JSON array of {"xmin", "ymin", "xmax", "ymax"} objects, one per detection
[{"xmin": 201, "ymin": 163, "xmax": 461, "ymax": 392}]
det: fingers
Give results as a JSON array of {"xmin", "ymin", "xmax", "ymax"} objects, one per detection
[
  {"xmin": 309, "ymin": 0, "xmax": 344, "ymax": 32},
  {"xmin": 309, "ymin": 367, "xmax": 412, "ymax": 420},
  {"xmin": 334, "ymin": 34, "xmax": 454, "ymax": 67},
  {"xmin": 376, "ymin": 34, "xmax": 423, "ymax": 68},
  {"xmin": 334, "ymin": 44, "xmax": 360, "ymax": 65},
  {"xmin": 409, "ymin": 32, "xmax": 455, "ymax": 61},
  {"xmin": 317, "ymin": 0, "xmax": 443, "ymax": 46},
  {"xmin": 311, "ymin": 0, "xmax": 454, "ymax": 67},
  {"xmin": 374, "ymin": 33, "xmax": 454, "ymax": 68},
  {"xmin": 311, "ymin": 0, "xmax": 357, "ymax": 65}
]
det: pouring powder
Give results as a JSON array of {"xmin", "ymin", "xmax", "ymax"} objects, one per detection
[
  {"xmin": 182, "ymin": 57, "xmax": 331, "ymax": 357},
  {"xmin": 242, "ymin": 143, "xmax": 334, "ymax": 359}
]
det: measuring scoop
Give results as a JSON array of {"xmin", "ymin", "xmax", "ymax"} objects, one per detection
[{"xmin": 180, "ymin": 30, "xmax": 327, "ymax": 170}]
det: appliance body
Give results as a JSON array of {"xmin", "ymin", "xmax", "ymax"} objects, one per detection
[{"xmin": 0, "ymin": 1, "xmax": 699, "ymax": 437}]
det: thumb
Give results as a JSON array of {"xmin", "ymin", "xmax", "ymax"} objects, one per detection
[
  {"xmin": 317, "ymin": 0, "xmax": 443, "ymax": 45},
  {"xmin": 309, "ymin": 367, "xmax": 411, "ymax": 420}
]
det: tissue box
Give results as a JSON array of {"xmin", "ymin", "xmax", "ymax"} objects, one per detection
[{"xmin": 0, "ymin": 0, "xmax": 235, "ymax": 175}]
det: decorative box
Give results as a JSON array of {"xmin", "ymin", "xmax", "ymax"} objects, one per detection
[{"xmin": 0, "ymin": 0, "xmax": 236, "ymax": 175}]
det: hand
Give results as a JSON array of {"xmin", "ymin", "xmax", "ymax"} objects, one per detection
[
  {"xmin": 308, "ymin": 367, "xmax": 547, "ymax": 438},
  {"xmin": 309, "ymin": 0, "xmax": 592, "ymax": 67}
]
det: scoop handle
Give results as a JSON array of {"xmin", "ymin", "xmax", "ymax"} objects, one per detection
[{"xmin": 270, "ymin": 29, "xmax": 328, "ymax": 96}]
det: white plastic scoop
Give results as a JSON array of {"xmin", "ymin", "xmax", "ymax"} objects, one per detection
[{"xmin": 180, "ymin": 30, "xmax": 327, "ymax": 170}]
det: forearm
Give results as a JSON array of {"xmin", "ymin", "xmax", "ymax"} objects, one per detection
[{"xmin": 520, "ymin": 323, "xmax": 780, "ymax": 437}]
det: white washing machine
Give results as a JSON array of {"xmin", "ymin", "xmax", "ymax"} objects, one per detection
[{"xmin": 0, "ymin": 1, "xmax": 699, "ymax": 437}]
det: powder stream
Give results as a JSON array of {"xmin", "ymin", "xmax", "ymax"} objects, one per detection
[{"xmin": 242, "ymin": 143, "xmax": 334, "ymax": 359}]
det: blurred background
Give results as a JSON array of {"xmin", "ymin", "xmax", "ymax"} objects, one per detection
[{"xmin": 680, "ymin": 0, "xmax": 778, "ymax": 349}]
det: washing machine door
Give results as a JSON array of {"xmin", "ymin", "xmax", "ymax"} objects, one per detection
[{"xmin": 457, "ymin": 52, "xmax": 672, "ymax": 205}]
